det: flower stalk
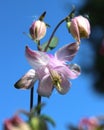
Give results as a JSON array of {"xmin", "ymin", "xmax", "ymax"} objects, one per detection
[
  {"xmin": 37, "ymin": 95, "xmax": 42, "ymax": 115},
  {"xmin": 44, "ymin": 8, "xmax": 75, "ymax": 52},
  {"xmin": 30, "ymin": 87, "xmax": 34, "ymax": 111}
]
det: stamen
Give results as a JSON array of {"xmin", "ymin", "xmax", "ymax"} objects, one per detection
[
  {"xmin": 56, "ymin": 82, "xmax": 63, "ymax": 92},
  {"xmin": 48, "ymin": 69, "xmax": 63, "ymax": 91}
]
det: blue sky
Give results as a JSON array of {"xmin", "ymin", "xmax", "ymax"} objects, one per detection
[{"xmin": 0, "ymin": 0, "xmax": 104, "ymax": 130}]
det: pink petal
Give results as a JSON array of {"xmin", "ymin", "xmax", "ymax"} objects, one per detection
[
  {"xmin": 37, "ymin": 74, "xmax": 53, "ymax": 97},
  {"xmin": 36, "ymin": 66, "xmax": 49, "ymax": 80},
  {"xmin": 77, "ymin": 16, "xmax": 91, "ymax": 38},
  {"xmin": 70, "ymin": 19, "xmax": 80, "ymax": 42},
  {"xmin": 25, "ymin": 46, "xmax": 49, "ymax": 69},
  {"xmin": 14, "ymin": 69, "xmax": 37, "ymax": 89},
  {"xmin": 55, "ymin": 42, "xmax": 79, "ymax": 62},
  {"xmin": 54, "ymin": 65, "xmax": 80, "ymax": 79}
]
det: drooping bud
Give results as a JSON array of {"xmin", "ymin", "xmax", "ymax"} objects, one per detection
[
  {"xmin": 68, "ymin": 15, "xmax": 90, "ymax": 42},
  {"xmin": 29, "ymin": 20, "xmax": 47, "ymax": 41}
]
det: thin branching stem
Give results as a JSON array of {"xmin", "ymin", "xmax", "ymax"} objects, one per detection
[
  {"xmin": 44, "ymin": 7, "xmax": 75, "ymax": 52},
  {"xmin": 30, "ymin": 87, "xmax": 34, "ymax": 111},
  {"xmin": 37, "ymin": 95, "xmax": 41, "ymax": 115},
  {"xmin": 44, "ymin": 18, "xmax": 66, "ymax": 52}
]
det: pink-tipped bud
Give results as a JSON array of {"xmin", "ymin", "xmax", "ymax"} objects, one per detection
[
  {"xmin": 69, "ymin": 15, "xmax": 91, "ymax": 42},
  {"xmin": 29, "ymin": 20, "xmax": 47, "ymax": 41},
  {"xmin": 3, "ymin": 115, "xmax": 31, "ymax": 130}
]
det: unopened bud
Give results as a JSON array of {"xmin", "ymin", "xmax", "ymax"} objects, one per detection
[
  {"xmin": 29, "ymin": 20, "xmax": 47, "ymax": 41},
  {"xmin": 30, "ymin": 117, "xmax": 48, "ymax": 130},
  {"xmin": 3, "ymin": 115, "xmax": 31, "ymax": 130},
  {"xmin": 69, "ymin": 15, "xmax": 90, "ymax": 42}
]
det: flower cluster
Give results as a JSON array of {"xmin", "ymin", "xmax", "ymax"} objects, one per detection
[
  {"xmin": 14, "ymin": 12, "xmax": 90, "ymax": 97},
  {"xmin": 3, "ymin": 10, "xmax": 91, "ymax": 130}
]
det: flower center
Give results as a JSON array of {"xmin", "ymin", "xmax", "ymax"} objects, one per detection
[{"xmin": 49, "ymin": 69, "xmax": 63, "ymax": 91}]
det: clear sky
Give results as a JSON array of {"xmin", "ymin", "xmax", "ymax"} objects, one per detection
[{"xmin": 0, "ymin": 0, "xmax": 104, "ymax": 130}]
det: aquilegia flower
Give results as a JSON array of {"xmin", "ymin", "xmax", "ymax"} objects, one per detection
[
  {"xmin": 69, "ymin": 15, "xmax": 90, "ymax": 42},
  {"xmin": 15, "ymin": 42, "xmax": 81, "ymax": 97}
]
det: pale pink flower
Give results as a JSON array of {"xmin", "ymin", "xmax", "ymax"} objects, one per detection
[
  {"xmin": 15, "ymin": 42, "xmax": 80, "ymax": 97},
  {"xmin": 79, "ymin": 117, "xmax": 99, "ymax": 130},
  {"xmin": 29, "ymin": 20, "xmax": 47, "ymax": 40},
  {"xmin": 69, "ymin": 15, "xmax": 90, "ymax": 42}
]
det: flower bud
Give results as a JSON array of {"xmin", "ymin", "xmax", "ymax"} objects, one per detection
[
  {"xmin": 29, "ymin": 20, "xmax": 47, "ymax": 41},
  {"xmin": 3, "ymin": 115, "xmax": 31, "ymax": 130},
  {"xmin": 30, "ymin": 117, "xmax": 48, "ymax": 130},
  {"xmin": 69, "ymin": 15, "xmax": 90, "ymax": 42}
]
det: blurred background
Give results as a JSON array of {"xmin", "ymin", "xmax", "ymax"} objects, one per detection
[
  {"xmin": 0, "ymin": 0, "xmax": 104, "ymax": 130},
  {"xmin": 78, "ymin": 0, "xmax": 104, "ymax": 96}
]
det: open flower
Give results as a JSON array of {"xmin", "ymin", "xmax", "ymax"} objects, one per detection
[
  {"xmin": 15, "ymin": 42, "xmax": 80, "ymax": 97},
  {"xmin": 29, "ymin": 20, "xmax": 47, "ymax": 41},
  {"xmin": 69, "ymin": 15, "xmax": 90, "ymax": 42}
]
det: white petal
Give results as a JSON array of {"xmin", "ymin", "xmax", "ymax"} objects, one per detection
[
  {"xmin": 25, "ymin": 46, "xmax": 50, "ymax": 70},
  {"xmin": 37, "ymin": 74, "xmax": 53, "ymax": 97},
  {"xmin": 55, "ymin": 42, "xmax": 79, "ymax": 62},
  {"xmin": 14, "ymin": 69, "xmax": 37, "ymax": 89}
]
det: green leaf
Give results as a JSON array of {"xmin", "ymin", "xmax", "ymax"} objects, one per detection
[
  {"xmin": 41, "ymin": 36, "xmax": 58, "ymax": 51},
  {"xmin": 40, "ymin": 115, "xmax": 56, "ymax": 127}
]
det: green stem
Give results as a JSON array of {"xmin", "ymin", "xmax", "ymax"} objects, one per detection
[
  {"xmin": 37, "ymin": 40, "xmax": 42, "ymax": 115},
  {"xmin": 44, "ymin": 8, "xmax": 75, "ymax": 52},
  {"xmin": 44, "ymin": 18, "xmax": 66, "ymax": 52},
  {"xmin": 30, "ymin": 87, "xmax": 34, "ymax": 111},
  {"xmin": 37, "ymin": 95, "xmax": 41, "ymax": 115}
]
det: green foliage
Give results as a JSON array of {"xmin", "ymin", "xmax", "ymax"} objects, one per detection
[
  {"xmin": 40, "ymin": 115, "xmax": 56, "ymax": 127},
  {"xmin": 41, "ymin": 36, "xmax": 58, "ymax": 51},
  {"xmin": 29, "ymin": 117, "xmax": 48, "ymax": 130}
]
